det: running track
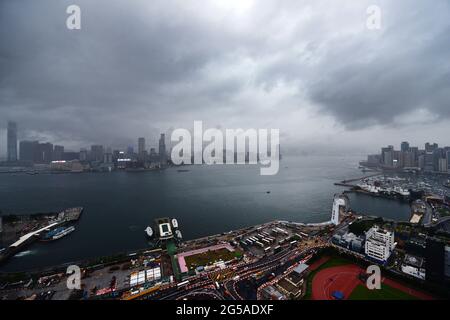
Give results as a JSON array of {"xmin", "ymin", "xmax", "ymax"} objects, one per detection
[{"xmin": 311, "ymin": 264, "xmax": 434, "ymax": 300}]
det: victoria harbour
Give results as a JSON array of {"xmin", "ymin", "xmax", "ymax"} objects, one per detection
[
  {"xmin": 2, "ymin": 1, "xmax": 450, "ymax": 305},
  {"xmin": 0, "ymin": 155, "xmax": 410, "ymax": 272}
]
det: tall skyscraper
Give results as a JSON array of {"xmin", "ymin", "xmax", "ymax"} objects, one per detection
[
  {"xmin": 104, "ymin": 147, "xmax": 113, "ymax": 164},
  {"xmin": 79, "ymin": 148, "xmax": 88, "ymax": 162},
  {"xmin": 53, "ymin": 145, "xmax": 65, "ymax": 161},
  {"xmin": 7, "ymin": 121, "xmax": 17, "ymax": 162},
  {"xmin": 381, "ymin": 145, "xmax": 394, "ymax": 167},
  {"xmin": 424, "ymin": 152, "xmax": 434, "ymax": 172},
  {"xmin": 36, "ymin": 142, "xmax": 53, "ymax": 164},
  {"xmin": 138, "ymin": 137, "xmax": 145, "ymax": 155},
  {"xmin": 127, "ymin": 146, "xmax": 134, "ymax": 156},
  {"xmin": 19, "ymin": 140, "xmax": 38, "ymax": 162},
  {"xmin": 425, "ymin": 142, "xmax": 438, "ymax": 153},
  {"xmin": 401, "ymin": 141, "xmax": 410, "ymax": 152},
  {"xmin": 90, "ymin": 145, "xmax": 104, "ymax": 162},
  {"xmin": 159, "ymin": 133, "xmax": 166, "ymax": 165}
]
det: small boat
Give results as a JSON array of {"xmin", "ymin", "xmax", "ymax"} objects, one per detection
[{"xmin": 144, "ymin": 226, "xmax": 153, "ymax": 238}]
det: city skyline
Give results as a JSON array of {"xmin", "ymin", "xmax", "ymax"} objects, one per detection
[
  {"xmin": 1, "ymin": 1, "xmax": 450, "ymax": 304},
  {"xmin": 2, "ymin": 120, "xmax": 450, "ymax": 161},
  {"xmin": 364, "ymin": 140, "xmax": 450, "ymax": 174},
  {"xmin": 1, "ymin": 1, "xmax": 450, "ymax": 157}
]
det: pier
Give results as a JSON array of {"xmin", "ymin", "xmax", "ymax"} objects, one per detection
[
  {"xmin": 0, "ymin": 207, "xmax": 83, "ymax": 265},
  {"xmin": 334, "ymin": 173, "xmax": 382, "ymax": 187}
]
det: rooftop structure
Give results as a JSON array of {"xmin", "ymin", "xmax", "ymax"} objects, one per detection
[
  {"xmin": 261, "ymin": 285, "xmax": 286, "ymax": 300},
  {"xmin": 364, "ymin": 226, "xmax": 395, "ymax": 263}
]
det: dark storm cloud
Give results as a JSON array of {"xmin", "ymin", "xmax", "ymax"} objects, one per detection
[
  {"xmin": 305, "ymin": 2, "xmax": 450, "ymax": 129},
  {"xmin": 0, "ymin": 0, "xmax": 449, "ymax": 151}
]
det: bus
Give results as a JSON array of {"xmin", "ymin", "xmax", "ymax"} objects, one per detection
[
  {"xmin": 277, "ymin": 227, "xmax": 289, "ymax": 235},
  {"xmin": 300, "ymin": 232, "xmax": 308, "ymax": 238},
  {"xmin": 255, "ymin": 241, "xmax": 264, "ymax": 248},
  {"xmin": 177, "ymin": 280, "xmax": 190, "ymax": 288}
]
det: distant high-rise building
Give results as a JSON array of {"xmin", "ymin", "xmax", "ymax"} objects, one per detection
[
  {"xmin": 104, "ymin": 147, "xmax": 113, "ymax": 164},
  {"xmin": 367, "ymin": 154, "xmax": 381, "ymax": 165},
  {"xmin": 36, "ymin": 142, "xmax": 53, "ymax": 163},
  {"xmin": 424, "ymin": 152, "xmax": 434, "ymax": 172},
  {"xmin": 138, "ymin": 137, "xmax": 145, "ymax": 154},
  {"xmin": 62, "ymin": 151, "xmax": 79, "ymax": 161},
  {"xmin": 381, "ymin": 146, "xmax": 394, "ymax": 167},
  {"xmin": 381, "ymin": 145, "xmax": 394, "ymax": 167},
  {"xmin": 159, "ymin": 134, "xmax": 166, "ymax": 165},
  {"xmin": 438, "ymin": 158, "xmax": 447, "ymax": 173},
  {"xmin": 432, "ymin": 148, "xmax": 444, "ymax": 172},
  {"xmin": 418, "ymin": 154, "xmax": 425, "ymax": 170},
  {"xmin": 425, "ymin": 142, "xmax": 438, "ymax": 153},
  {"xmin": 79, "ymin": 148, "xmax": 88, "ymax": 162},
  {"xmin": 18, "ymin": 140, "xmax": 53, "ymax": 164},
  {"xmin": 447, "ymin": 151, "xmax": 450, "ymax": 172},
  {"xmin": 393, "ymin": 150, "xmax": 403, "ymax": 168},
  {"xmin": 138, "ymin": 137, "xmax": 147, "ymax": 162},
  {"xmin": 401, "ymin": 141, "xmax": 410, "ymax": 152},
  {"xmin": 19, "ymin": 140, "xmax": 38, "ymax": 162},
  {"xmin": 149, "ymin": 148, "xmax": 157, "ymax": 162},
  {"xmin": 90, "ymin": 145, "xmax": 104, "ymax": 162},
  {"xmin": 404, "ymin": 151, "xmax": 416, "ymax": 167},
  {"xmin": 7, "ymin": 121, "xmax": 17, "ymax": 162},
  {"xmin": 409, "ymin": 146, "xmax": 419, "ymax": 167},
  {"xmin": 127, "ymin": 146, "xmax": 134, "ymax": 156},
  {"xmin": 53, "ymin": 145, "xmax": 64, "ymax": 161}
]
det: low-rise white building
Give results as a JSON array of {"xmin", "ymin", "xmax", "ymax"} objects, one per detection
[{"xmin": 364, "ymin": 226, "xmax": 395, "ymax": 263}]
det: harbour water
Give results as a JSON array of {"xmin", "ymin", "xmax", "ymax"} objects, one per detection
[{"xmin": 0, "ymin": 155, "xmax": 411, "ymax": 272}]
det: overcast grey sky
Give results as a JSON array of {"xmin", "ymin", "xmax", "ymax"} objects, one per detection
[{"xmin": 1, "ymin": 0, "xmax": 449, "ymax": 156}]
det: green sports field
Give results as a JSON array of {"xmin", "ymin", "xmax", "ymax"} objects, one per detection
[{"xmin": 349, "ymin": 284, "xmax": 418, "ymax": 300}]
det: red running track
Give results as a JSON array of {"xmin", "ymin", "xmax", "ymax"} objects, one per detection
[
  {"xmin": 312, "ymin": 264, "xmax": 361, "ymax": 300},
  {"xmin": 311, "ymin": 264, "xmax": 434, "ymax": 300}
]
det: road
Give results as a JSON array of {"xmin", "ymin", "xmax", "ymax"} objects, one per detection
[{"xmin": 143, "ymin": 240, "xmax": 329, "ymax": 301}]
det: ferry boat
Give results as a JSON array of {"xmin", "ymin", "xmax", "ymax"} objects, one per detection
[{"xmin": 41, "ymin": 226, "xmax": 75, "ymax": 241}]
